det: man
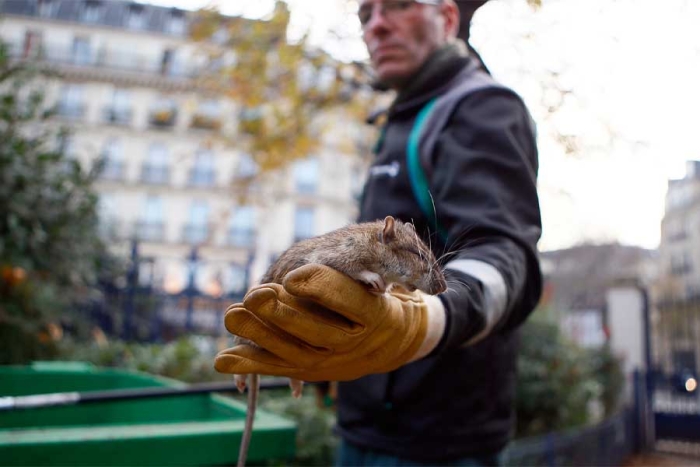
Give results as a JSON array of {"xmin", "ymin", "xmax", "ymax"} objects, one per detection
[{"xmin": 215, "ymin": 0, "xmax": 542, "ymax": 465}]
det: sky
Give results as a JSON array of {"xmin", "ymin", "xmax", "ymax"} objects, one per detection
[{"xmin": 146, "ymin": 0, "xmax": 700, "ymax": 252}]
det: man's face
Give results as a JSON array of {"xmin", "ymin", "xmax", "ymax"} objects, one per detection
[{"xmin": 359, "ymin": 0, "xmax": 455, "ymax": 89}]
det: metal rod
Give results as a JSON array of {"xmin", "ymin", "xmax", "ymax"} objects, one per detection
[{"xmin": 0, "ymin": 378, "xmax": 291, "ymax": 412}]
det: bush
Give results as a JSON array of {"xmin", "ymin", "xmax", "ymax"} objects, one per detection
[
  {"xmin": 57, "ymin": 336, "xmax": 225, "ymax": 383},
  {"xmin": 515, "ymin": 307, "xmax": 624, "ymax": 437},
  {"xmin": 0, "ymin": 40, "xmax": 116, "ymax": 363}
]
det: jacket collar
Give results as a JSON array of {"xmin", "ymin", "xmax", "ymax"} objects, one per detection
[{"xmin": 387, "ymin": 41, "xmax": 471, "ymax": 118}]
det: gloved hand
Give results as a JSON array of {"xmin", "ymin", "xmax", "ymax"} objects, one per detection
[{"xmin": 214, "ymin": 264, "xmax": 446, "ymax": 381}]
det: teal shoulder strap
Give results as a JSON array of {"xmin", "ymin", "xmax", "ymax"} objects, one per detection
[{"xmin": 406, "ymin": 97, "xmax": 449, "ymax": 243}]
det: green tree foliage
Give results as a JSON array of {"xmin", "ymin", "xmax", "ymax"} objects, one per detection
[{"xmin": 0, "ymin": 41, "xmax": 114, "ymax": 363}]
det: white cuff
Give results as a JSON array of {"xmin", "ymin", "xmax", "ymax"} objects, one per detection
[
  {"xmin": 445, "ymin": 259, "xmax": 508, "ymax": 345},
  {"xmin": 408, "ymin": 292, "xmax": 446, "ymax": 362}
]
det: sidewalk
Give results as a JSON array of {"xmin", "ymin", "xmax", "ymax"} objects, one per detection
[{"xmin": 623, "ymin": 452, "xmax": 700, "ymax": 466}]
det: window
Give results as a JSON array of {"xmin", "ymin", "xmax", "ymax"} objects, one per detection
[
  {"xmin": 184, "ymin": 201, "xmax": 209, "ymax": 244},
  {"xmin": 235, "ymin": 153, "xmax": 258, "ymax": 179},
  {"xmin": 294, "ymin": 158, "xmax": 319, "ymax": 194},
  {"xmin": 104, "ymin": 89, "xmax": 132, "ymax": 125},
  {"xmin": 38, "ymin": 0, "xmax": 58, "ymax": 17},
  {"xmin": 99, "ymin": 138, "xmax": 124, "ymax": 180},
  {"xmin": 160, "ymin": 48, "xmax": 184, "ymax": 76},
  {"xmin": 71, "ymin": 37, "xmax": 92, "ymax": 65},
  {"xmin": 81, "ymin": 1, "xmax": 102, "ymax": 23},
  {"xmin": 671, "ymin": 255, "xmax": 692, "ymax": 276},
  {"xmin": 149, "ymin": 96, "xmax": 177, "ymax": 128},
  {"xmin": 239, "ymin": 106, "xmax": 263, "ymax": 134},
  {"xmin": 127, "ymin": 4, "xmax": 145, "ymax": 30},
  {"xmin": 168, "ymin": 10, "xmax": 185, "ymax": 35},
  {"xmin": 22, "ymin": 30, "xmax": 42, "ymax": 58},
  {"xmin": 226, "ymin": 264, "xmax": 247, "ymax": 295},
  {"xmin": 191, "ymin": 100, "xmax": 221, "ymax": 130},
  {"xmin": 98, "ymin": 193, "xmax": 117, "ymax": 219},
  {"xmin": 228, "ymin": 207, "xmax": 256, "ymax": 247},
  {"xmin": 58, "ymin": 84, "xmax": 85, "ymax": 118},
  {"xmin": 212, "ymin": 27, "xmax": 229, "ymax": 45},
  {"xmin": 98, "ymin": 193, "xmax": 119, "ymax": 238},
  {"xmin": 138, "ymin": 196, "xmax": 165, "ymax": 242},
  {"xmin": 190, "ymin": 149, "xmax": 215, "ymax": 186},
  {"xmin": 294, "ymin": 206, "xmax": 315, "ymax": 241},
  {"xmin": 141, "ymin": 143, "xmax": 170, "ymax": 184}
]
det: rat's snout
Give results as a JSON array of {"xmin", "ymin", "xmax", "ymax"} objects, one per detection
[
  {"xmin": 416, "ymin": 268, "xmax": 447, "ymax": 295},
  {"xmin": 428, "ymin": 269, "xmax": 447, "ymax": 295}
]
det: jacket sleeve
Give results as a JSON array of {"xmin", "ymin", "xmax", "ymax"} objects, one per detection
[{"xmin": 428, "ymin": 88, "xmax": 543, "ymax": 353}]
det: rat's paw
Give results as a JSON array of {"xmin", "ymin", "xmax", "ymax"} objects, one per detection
[
  {"xmin": 290, "ymin": 378, "xmax": 304, "ymax": 398},
  {"xmin": 234, "ymin": 374, "xmax": 247, "ymax": 393},
  {"xmin": 354, "ymin": 270, "xmax": 386, "ymax": 294}
]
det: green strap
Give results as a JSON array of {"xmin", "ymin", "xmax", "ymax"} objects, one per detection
[{"xmin": 407, "ymin": 98, "xmax": 448, "ymax": 243}]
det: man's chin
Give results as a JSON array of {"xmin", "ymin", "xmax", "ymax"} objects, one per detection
[{"xmin": 374, "ymin": 65, "xmax": 413, "ymax": 90}]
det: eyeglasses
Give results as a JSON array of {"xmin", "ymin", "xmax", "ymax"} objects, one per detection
[{"xmin": 357, "ymin": 0, "xmax": 442, "ymax": 28}]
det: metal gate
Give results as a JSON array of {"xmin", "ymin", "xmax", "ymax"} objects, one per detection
[{"xmin": 647, "ymin": 294, "xmax": 700, "ymax": 456}]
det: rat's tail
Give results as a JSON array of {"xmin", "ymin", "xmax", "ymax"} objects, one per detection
[{"xmin": 238, "ymin": 374, "xmax": 259, "ymax": 467}]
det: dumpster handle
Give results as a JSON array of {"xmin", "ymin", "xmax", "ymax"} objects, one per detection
[{"xmin": 0, "ymin": 378, "xmax": 290, "ymax": 411}]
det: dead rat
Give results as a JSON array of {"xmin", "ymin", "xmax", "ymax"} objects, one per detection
[{"xmin": 232, "ymin": 215, "xmax": 447, "ymax": 467}]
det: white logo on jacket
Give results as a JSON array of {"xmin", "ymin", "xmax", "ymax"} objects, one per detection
[{"xmin": 369, "ymin": 161, "xmax": 400, "ymax": 178}]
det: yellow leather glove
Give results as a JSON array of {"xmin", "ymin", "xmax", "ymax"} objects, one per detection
[{"xmin": 214, "ymin": 264, "xmax": 446, "ymax": 382}]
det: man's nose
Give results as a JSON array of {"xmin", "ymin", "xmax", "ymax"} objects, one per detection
[{"xmin": 362, "ymin": 3, "xmax": 391, "ymax": 32}]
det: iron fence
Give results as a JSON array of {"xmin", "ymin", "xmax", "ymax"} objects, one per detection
[
  {"xmin": 80, "ymin": 241, "xmax": 247, "ymax": 343},
  {"xmin": 504, "ymin": 409, "xmax": 636, "ymax": 466}
]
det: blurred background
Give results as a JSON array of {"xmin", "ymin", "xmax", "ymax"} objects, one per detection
[{"xmin": 1, "ymin": 0, "xmax": 699, "ymax": 465}]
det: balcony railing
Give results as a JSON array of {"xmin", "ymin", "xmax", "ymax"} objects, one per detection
[
  {"xmin": 140, "ymin": 165, "xmax": 170, "ymax": 185},
  {"xmin": 190, "ymin": 114, "xmax": 222, "ymax": 131},
  {"xmin": 103, "ymin": 106, "xmax": 133, "ymax": 126},
  {"xmin": 7, "ymin": 42, "xmax": 199, "ymax": 79},
  {"xmin": 134, "ymin": 221, "xmax": 165, "ymax": 242},
  {"xmin": 228, "ymin": 229, "xmax": 255, "ymax": 248},
  {"xmin": 148, "ymin": 108, "xmax": 178, "ymax": 128},
  {"xmin": 182, "ymin": 224, "xmax": 209, "ymax": 244}
]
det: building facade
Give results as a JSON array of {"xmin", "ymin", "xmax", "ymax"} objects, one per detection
[
  {"xmin": 657, "ymin": 160, "xmax": 700, "ymax": 299},
  {"xmin": 652, "ymin": 160, "xmax": 700, "ymax": 376},
  {"xmin": 1, "ymin": 0, "xmax": 370, "ymax": 302}
]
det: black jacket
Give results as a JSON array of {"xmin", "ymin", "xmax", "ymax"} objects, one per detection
[{"xmin": 335, "ymin": 44, "xmax": 543, "ymax": 462}]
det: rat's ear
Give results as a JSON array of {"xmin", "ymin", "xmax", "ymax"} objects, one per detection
[{"xmin": 381, "ymin": 216, "xmax": 396, "ymax": 244}]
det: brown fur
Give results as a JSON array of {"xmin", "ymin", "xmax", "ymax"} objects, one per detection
[{"xmin": 262, "ymin": 216, "xmax": 446, "ymax": 294}]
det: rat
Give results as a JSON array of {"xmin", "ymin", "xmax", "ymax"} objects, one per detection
[{"xmin": 232, "ymin": 215, "xmax": 447, "ymax": 467}]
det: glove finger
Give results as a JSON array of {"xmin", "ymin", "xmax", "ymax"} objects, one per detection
[
  {"xmin": 214, "ymin": 344, "xmax": 304, "ymax": 378},
  {"xmin": 225, "ymin": 302, "xmax": 244, "ymax": 312},
  {"xmin": 242, "ymin": 284, "xmax": 285, "ymax": 314},
  {"xmin": 283, "ymin": 264, "xmax": 387, "ymax": 324},
  {"xmin": 252, "ymin": 290, "xmax": 365, "ymax": 349},
  {"xmin": 215, "ymin": 347, "xmax": 355, "ymax": 383},
  {"xmin": 224, "ymin": 305, "xmax": 330, "ymax": 367}
]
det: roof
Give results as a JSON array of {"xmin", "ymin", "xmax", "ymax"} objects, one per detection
[{"xmin": 1, "ymin": 0, "xmax": 188, "ymax": 36}]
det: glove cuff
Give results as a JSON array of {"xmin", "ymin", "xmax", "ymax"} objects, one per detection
[{"xmin": 407, "ymin": 292, "xmax": 446, "ymax": 362}]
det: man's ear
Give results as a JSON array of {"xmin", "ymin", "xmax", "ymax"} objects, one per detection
[
  {"xmin": 441, "ymin": 0, "xmax": 461, "ymax": 41},
  {"xmin": 381, "ymin": 216, "xmax": 396, "ymax": 244}
]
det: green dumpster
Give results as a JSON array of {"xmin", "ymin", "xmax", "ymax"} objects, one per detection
[{"xmin": 0, "ymin": 361, "xmax": 296, "ymax": 466}]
